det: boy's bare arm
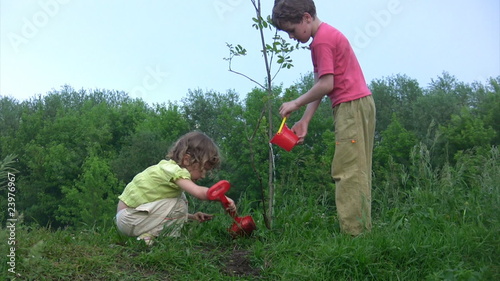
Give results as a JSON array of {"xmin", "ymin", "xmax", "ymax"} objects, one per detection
[
  {"xmin": 298, "ymin": 72, "xmax": 325, "ymax": 123},
  {"xmin": 300, "ymin": 98, "xmax": 321, "ymax": 123},
  {"xmin": 280, "ymin": 74, "xmax": 333, "ymax": 117},
  {"xmin": 295, "ymin": 73, "xmax": 333, "ymax": 107}
]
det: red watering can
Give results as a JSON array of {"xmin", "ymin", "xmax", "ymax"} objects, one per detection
[
  {"xmin": 270, "ymin": 117, "xmax": 299, "ymax": 151},
  {"xmin": 207, "ymin": 180, "xmax": 256, "ymax": 237}
]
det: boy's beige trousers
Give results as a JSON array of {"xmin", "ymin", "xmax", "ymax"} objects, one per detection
[
  {"xmin": 115, "ymin": 193, "xmax": 188, "ymax": 238},
  {"xmin": 332, "ymin": 95, "xmax": 376, "ymax": 236}
]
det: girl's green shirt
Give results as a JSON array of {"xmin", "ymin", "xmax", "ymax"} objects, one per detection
[{"xmin": 118, "ymin": 159, "xmax": 191, "ymax": 208}]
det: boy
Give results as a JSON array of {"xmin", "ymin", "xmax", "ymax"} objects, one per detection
[{"xmin": 272, "ymin": 0, "xmax": 376, "ymax": 236}]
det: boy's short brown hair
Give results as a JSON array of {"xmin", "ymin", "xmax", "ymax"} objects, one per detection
[{"xmin": 272, "ymin": 0, "xmax": 317, "ymax": 30}]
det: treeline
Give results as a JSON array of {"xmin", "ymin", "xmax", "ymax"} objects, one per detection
[{"xmin": 0, "ymin": 72, "xmax": 498, "ymax": 228}]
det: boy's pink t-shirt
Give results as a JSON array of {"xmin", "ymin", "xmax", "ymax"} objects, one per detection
[{"xmin": 310, "ymin": 23, "xmax": 371, "ymax": 108}]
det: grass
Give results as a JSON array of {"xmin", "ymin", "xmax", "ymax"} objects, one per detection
[{"xmin": 1, "ymin": 148, "xmax": 499, "ymax": 280}]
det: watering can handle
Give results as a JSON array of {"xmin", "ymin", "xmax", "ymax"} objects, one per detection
[
  {"xmin": 278, "ymin": 117, "xmax": 287, "ymax": 134},
  {"xmin": 207, "ymin": 180, "xmax": 237, "ymax": 217},
  {"xmin": 207, "ymin": 180, "xmax": 230, "ymax": 200},
  {"xmin": 220, "ymin": 196, "xmax": 237, "ymax": 218}
]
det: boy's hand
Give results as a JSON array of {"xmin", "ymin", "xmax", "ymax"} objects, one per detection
[
  {"xmin": 190, "ymin": 212, "xmax": 214, "ymax": 222},
  {"xmin": 291, "ymin": 120, "xmax": 309, "ymax": 144},
  {"xmin": 279, "ymin": 100, "xmax": 300, "ymax": 118}
]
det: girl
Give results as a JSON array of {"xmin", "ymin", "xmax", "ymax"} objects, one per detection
[{"xmin": 115, "ymin": 131, "xmax": 236, "ymax": 245}]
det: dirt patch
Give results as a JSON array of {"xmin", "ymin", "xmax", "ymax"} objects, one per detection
[{"xmin": 221, "ymin": 249, "xmax": 261, "ymax": 278}]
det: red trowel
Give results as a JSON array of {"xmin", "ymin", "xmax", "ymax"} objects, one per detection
[{"xmin": 207, "ymin": 180, "xmax": 256, "ymax": 237}]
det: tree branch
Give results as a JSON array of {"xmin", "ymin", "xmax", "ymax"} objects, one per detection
[{"xmin": 228, "ymin": 69, "xmax": 266, "ymax": 90}]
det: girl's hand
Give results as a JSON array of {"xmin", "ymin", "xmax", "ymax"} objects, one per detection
[
  {"xmin": 190, "ymin": 212, "xmax": 214, "ymax": 222},
  {"xmin": 225, "ymin": 197, "xmax": 237, "ymax": 214}
]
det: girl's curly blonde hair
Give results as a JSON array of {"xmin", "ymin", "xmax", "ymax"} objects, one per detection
[{"xmin": 166, "ymin": 131, "xmax": 220, "ymax": 171}]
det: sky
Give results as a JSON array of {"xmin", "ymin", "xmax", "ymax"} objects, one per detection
[{"xmin": 1, "ymin": 0, "xmax": 499, "ymax": 106}]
